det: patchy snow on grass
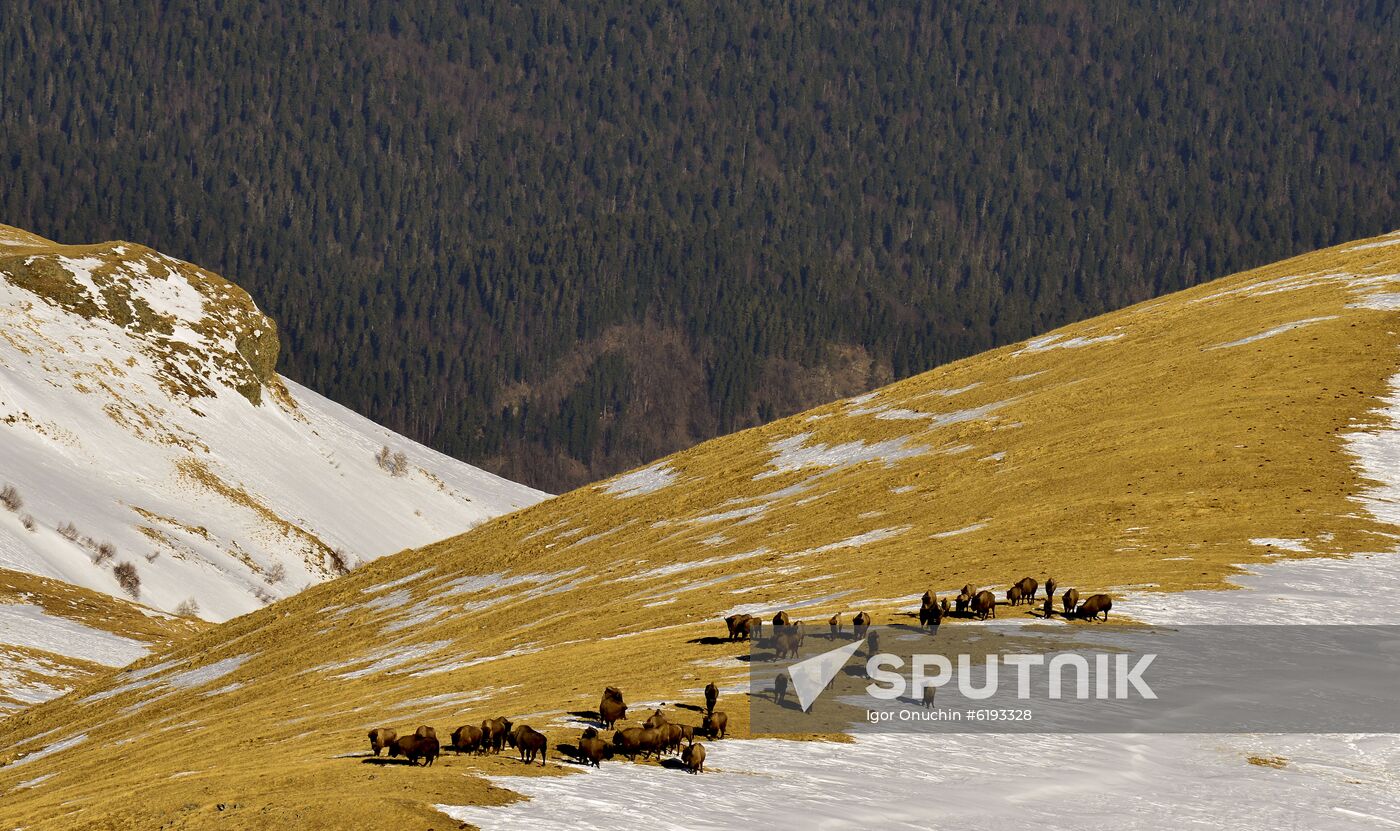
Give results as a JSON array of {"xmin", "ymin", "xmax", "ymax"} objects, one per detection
[
  {"xmin": 0, "ymin": 604, "xmax": 149, "ymax": 667},
  {"xmin": 930, "ymin": 522, "xmax": 988, "ymax": 539},
  {"xmin": 1249, "ymin": 538, "xmax": 1311, "ymax": 553},
  {"xmin": 1344, "ymin": 232, "xmax": 1400, "ymax": 252},
  {"xmin": 787, "ymin": 527, "xmax": 909, "ymax": 559},
  {"xmin": 330, "ymin": 640, "xmax": 453, "ymax": 680},
  {"xmin": 756, "ymin": 433, "xmax": 927, "ymax": 479},
  {"xmin": 618, "ymin": 549, "xmax": 769, "ymax": 582},
  {"xmin": 599, "ymin": 463, "xmax": 679, "ymax": 498},
  {"xmin": 1014, "ymin": 331, "xmax": 1123, "ymax": 355},
  {"xmin": 164, "ymin": 654, "xmax": 251, "ymax": 690},
  {"xmin": 10, "ymin": 732, "xmax": 87, "ymax": 768},
  {"xmin": 1209, "ymin": 316, "xmax": 1337, "ymax": 349},
  {"xmin": 361, "ymin": 568, "xmax": 436, "ymax": 595},
  {"xmin": 723, "ymin": 590, "xmax": 854, "ymax": 619},
  {"xmin": 1350, "ymin": 291, "xmax": 1400, "ymax": 311}
]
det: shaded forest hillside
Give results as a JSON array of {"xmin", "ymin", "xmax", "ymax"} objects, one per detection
[{"xmin": 2, "ymin": 0, "xmax": 1396, "ymax": 490}]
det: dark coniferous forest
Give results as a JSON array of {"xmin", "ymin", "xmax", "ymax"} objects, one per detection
[{"xmin": 2, "ymin": 1, "xmax": 1396, "ymax": 491}]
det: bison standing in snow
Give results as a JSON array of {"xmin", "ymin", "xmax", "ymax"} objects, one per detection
[
  {"xmin": 681, "ymin": 741, "xmax": 706, "ymax": 774},
  {"xmin": 1076, "ymin": 593, "xmax": 1112, "ymax": 621}
]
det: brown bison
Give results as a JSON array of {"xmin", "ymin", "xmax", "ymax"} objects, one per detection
[
  {"xmin": 644, "ymin": 708, "xmax": 668, "ymax": 729},
  {"xmin": 962, "ymin": 583, "xmax": 975, "ymax": 598},
  {"xmin": 578, "ymin": 730, "xmax": 608, "ymax": 767},
  {"xmin": 613, "ymin": 726, "xmax": 663, "ymax": 760},
  {"xmin": 919, "ymin": 597, "xmax": 941, "ymax": 628},
  {"xmin": 451, "ymin": 724, "xmax": 485, "ymax": 755},
  {"xmin": 1042, "ymin": 595, "xmax": 1054, "ymax": 619},
  {"xmin": 922, "ymin": 686, "xmax": 936, "ymax": 708},
  {"xmin": 955, "ymin": 591, "xmax": 971, "ymax": 615},
  {"xmin": 774, "ymin": 672, "xmax": 789, "ymax": 706},
  {"xmin": 658, "ymin": 722, "xmax": 685, "ymax": 754},
  {"xmin": 1062, "ymin": 588, "xmax": 1080, "ymax": 616},
  {"xmin": 774, "ymin": 631, "xmax": 800, "ymax": 659},
  {"xmin": 702, "ymin": 711, "xmax": 728, "ymax": 740},
  {"xmin": 600, "ymin": 687, "xmax": 627, "ymax": 728},
  {"xmin": 508, "ymin": 724, "xmax": 548, "ymax": 766},
  {"xmin": 1045, "ymin": 577, "xmax": 1057, "ymax": 602},
  {"xmin": 368, "ymin": 727, "xmax": 397, "ymax": 757},
  {"xmin": 1006, "ymin": 585, "xmax": 1024, "ymax": 606},
  {"xmin": 972, "ymin": 590, "xmax": 996, "ymax": 620},
  {"xmin": 678, "ymin": 724, "xmax": 695, "ymax": 743},
  {"xmin": 1076, "ymin": 593, "xmax": 1112, "ymax": 621},
  {"xmin": 940, "ymin": 597, "xmax": 951, "ymax": 615},
  {"xmin": 414, "ymin": 725, "xmax": 437, "ymax": 740},
  {"xmin": 681, "ymin": 741, "xmax": 706, "ymax": 774},
  {"xmin": 725, "ymin": 613, "xmax": 755, "ymax": 641},
  {"xmin": 389, "ymin": 733, "xmax": 439, "ymax": 767},
  {"xmin": 773, "ymin": 610, "xmax": 792, "ymax": 627},
  {"xmin": 853, "ymin": 611, "xmax": 872, "ymax": 638},
  {"xmin": 704, "ymin": 681, "xmax": 718, "ymax": 715},
  {"xmin": 1017, "ymin": 576, "xmax": 1039, "ymax": 603},
  {"xmin": 482, "ymin": 717, "xmax": 513, "ymax": 754},
  {"xmin": 921, "ymin": 589, "xmax": 934, "ymax": 606},
  {"xmin": 829, "ymin": 613, "xmax": 841, "ymax": 639}
]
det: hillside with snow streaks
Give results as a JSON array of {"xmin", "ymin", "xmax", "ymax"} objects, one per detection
[
  {"xmin": 0, "ymin": 223, "xmax": 545, "ymax": 706},
  {"xmin": 3, "ymin": 230, "xmax": 1400, "ymax": 829}
]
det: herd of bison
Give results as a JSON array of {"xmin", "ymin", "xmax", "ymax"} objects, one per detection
[{"xmin": 361, "ymin": 576, "xmax": 1112, "ymax": 773}]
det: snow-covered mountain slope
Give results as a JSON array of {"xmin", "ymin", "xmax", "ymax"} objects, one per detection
[
  {"xmin": 0, "ymin": 223, "xmax": 546, "ymax": 708},
  {"xmin": 3, "ymin": 229, "xmax": 1400, "ymax": 829}
]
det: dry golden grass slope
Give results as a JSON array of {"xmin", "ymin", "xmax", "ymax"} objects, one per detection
[{"xmin": 3, "ymin": 229, "xmax": 1400, "ymax": 828}]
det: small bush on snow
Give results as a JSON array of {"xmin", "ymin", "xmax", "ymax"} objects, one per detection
[
  {"xmin": 57, "ymin": 521, "xmax": 80, "ymax": 541},
  {"xmin": 327, "ymin": 547, "xmax": 355, "ymax": 576},
  {"xmin": 20, "ymin": 513, "xmax": 36, "ymax": 532},
  {"xmin": 174, "ymin": 597, "xmax": 200, "ymax": 617},
  {"xmin": 263, "ymin": 562, "xmax": 286, "ymax": 584},
  {"xmin": 113, "ymin": 561, "xmax": 140, "ymax": 598},
  {"xmin": 0, "ymin": 484, "xmax": 21, "ymax": 512},
  {"xmin": 93, "ymin": 541, "xmax": 117, "ymax": 565}
]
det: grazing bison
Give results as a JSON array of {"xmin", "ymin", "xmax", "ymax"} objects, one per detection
[
  {"xmin": 681, "ymin": 741, "xmax": 706, "ymax": 774},
  {"xmin": 508, "ymin": 724, "xmax": 548, "ymax": 766},
  {"xmin": 773, "ymin": 610, "xmax": 792, "ymax": 627},
  {"xmin": 828, "ymin": 613, "xmax": 841, "ymax": 639},
  {"xmin": 414, "ymin": 725, "xmax": 437, "ymax": 740},
  {"xmin": 962, "ymin": 583, "xmax": 975, "ymax": 599},
  {"xmin": 1042, "ymin": 596, "xmax": 1054, "ymax": 619},
  {"xmin": 702, "ymin": 711, "xmax": 728, "ymax": 740},
  {"xmin": 1006, "ymin": 585, "xmax": 1024, "ymax": 606},
  {"xmin": 1017, "ymin": 577, "xmax": 1039, "ymax": 603},
  {"xmin": 600, "ymin": 687, "xmax": 627, "ymax": 728},
  {"xmin": 1077, "ymin": 593, "xmax": 1112, "ymax": 622},
  {"xmin": 613, "ymin": 727, "xmax": 662, "ymax": 760},
  {"xmin": 368, "ymin": 727, "xmax": 397, "ymax": 757},
  {"xmin": 578, "ymin": 730, "xmax": 608, "ymax": 767},
  {"xmin": 972, "ymin": 590, "xmax": 997, "ymax": 620},
  {"xmin": 725, "ymin": 613, "xmax": 755, "ymax": 641},
  {"xmin": 955, "ymin": 591, "xmax": 971, "ymax": 615},
  {"xmin": 482, "ymin": 717, "xmax": 513, "ymax": 754},
  {"xmin": 704, "ymin": 682, "xmax": 718, "ymax": 715},
  {"xmin": 1062, "ymin": 588, "xmax": 1080, "ymax": 616},
  {"xmin": 451, "ymin": 724, "xmax": 485, "ymax": 755},
  {"xmin": 1045, "ymin": 577, "xmax": 1057, "ymax": 602},
  {"xmin": 644, "ymin": 708, "xmax": 668, "ymax": 729},
  {"xmin": 774, "ymin": 631, "xmax": 800, "ymax": 659},
  {"xmin": 853, "ymin": 611, "xmax": 872, "ymax": 639},
  {"xmin": 389, "ymin": 733, "xmax": 439, "ymax": 767},
  {"xmin": 774, "ymin": 672, "xmax": 789, "ymax": 706}
]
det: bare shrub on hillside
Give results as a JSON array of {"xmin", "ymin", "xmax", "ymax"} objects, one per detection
[
  {"xmin": 57, "ymin": 521, "xmax": 79, "ymax": 541},
  {"xmin": 253, "ymin": 585, "xmax": 274, "ymax": 604},
  {"xmin": 93, "ymin": 541, "xmax": 117, "ymax": 565},
  {"xmin": 0, "ymin": 484, "xmax": 21, "ymax": 511},
  {"xmin": 20, "ymin": 513, "xmax": 36, "ymax": 532},
  {"xmin": 174, "ymin": 597, "xmax": 200, "ymax": 618},
  {"xmin": 264, "ymin": 562, "xmax": 286, "ymax": 584},
  {"xmin": 374, "ymin": 445, "xmax": 410, "ymax": 476},
  {"xmin": 327, "ymin": 547, "xmax": 355, "ymax": 576},
  {"xmin": 144, "ymin": 550, "xmax": 160, "ymax": 563},
  {"xmin": 113, "ymin": 561, "xmax": 140, "ymax": 598}
]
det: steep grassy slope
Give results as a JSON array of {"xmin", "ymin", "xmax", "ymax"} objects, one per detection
[{"xmin": 2, "ymin": 230, "xmax": 1399, "ymax": 827}]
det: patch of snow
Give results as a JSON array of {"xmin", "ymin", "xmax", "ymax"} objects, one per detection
[
  {"xmin": 599, "ymin": 464, "xmax": 679, "ymax": 498},
  {"xmin": 10, "ymin": 733, "xmax": 87, "ymax": 768},
  {"xmin": 930, "ymin": 522, "xmax": 987, "ymax": 539},
  {"xmin": 0, "ymin": 604, "xmax": 148, "ymax": 667},
  {"xmin": 756, "ymin": 433, "xmax": 927, "ymax": 479},
  {"xmin": 1209, "ymin": 316, "xmax": 1337, "ymax": 349},
  {"xmin": 163, "ymin": 654, "xmax": 251, "ymax": 690},
  {"xmin": 361, "ymin": 568, "xmax": 436, "ymax": 595},
  {"xmin": 619, "ymin": 549, "xmax": 769, "ymax": 582},
  {"xmin": 787, "ymin": 527, "xmax": 909, "ymax": 558},
  {"xmin": 1344, "ymin": 232, "xmax": 1400, "ymax": 251},
  {"xmin": 1250, "ymin": 538, "xmax": 1311, "ymax": 553},
  {"xmin": 1014, "ymin": 331, "xmax": 1123, "ymax": 355}
]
